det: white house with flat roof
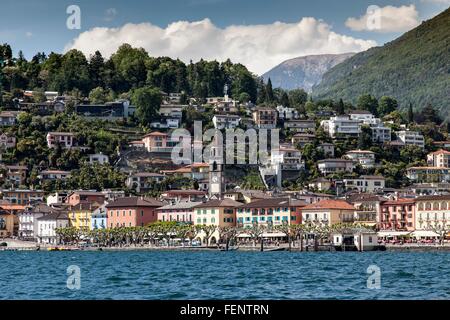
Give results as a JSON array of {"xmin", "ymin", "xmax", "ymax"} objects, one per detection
[
  {"xmin": 397, "ymin": 130, "xmax": 425, "ymax": 149},
  {"xmin": 321, "ymin": 115, "xmax": 361, "ymax": 138}
]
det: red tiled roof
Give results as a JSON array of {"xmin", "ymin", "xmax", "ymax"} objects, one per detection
[
  {"xmin": 430, "ymin": 149, "xmax": 450, "ymax": 155},
  {"xmin": 302, "ymin": 200, "xmax": 355, "ymax": 211},
  {"xmin": 106, "ymin": 197, "xmax": 164, "ymax": 208},
  {"xmin": 382, "ymin": 198, "xmax": 416, "ymax": 205},
  {"xmin": 195, "ymin": 198, "xmax": 243, "ymax": 208}
]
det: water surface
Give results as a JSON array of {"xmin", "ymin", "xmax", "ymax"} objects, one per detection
[{"xmin": 1, "ymin": 251, "xmax": 449, "ymax": 299}]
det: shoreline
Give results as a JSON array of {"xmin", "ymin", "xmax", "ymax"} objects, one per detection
[{"xmin": 4, "ymin": 244, "xmax": 450, "ymax": 252}]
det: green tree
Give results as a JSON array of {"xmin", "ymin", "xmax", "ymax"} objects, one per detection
[
  {"xmin": 378, "ymin": 96, "xmax": 398, "ymax": 117},
  {"xmin": 131, "ymin": 86, "xmax": 162, "ymax": 125},
  {"xmin": 289, "ymin": 89, "xmax": 308, "ymax": 107},
  {"xmin": 357, "ymin": 94, "xmax": 378, "ymax": 116},
  {"xmin": 265, "ymin": 78, "xmax": 274, "ymax": 103}
]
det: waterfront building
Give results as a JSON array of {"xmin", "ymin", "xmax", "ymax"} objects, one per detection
[
  {"xmin": 0, "ymin": 209, "xmax": 17, "ymax": 238},
  {"xmin": 236, "ymin": 198, "xmax": 306, "ymax": 228},
  {"xmin": 379, "ymin": 198, "xmax": 416, "ymax": 231},
  {"xmin": 194, "ymin": 198, "xmax": 242, "ymax": 244},
  {"xmin": 415, "ymin": 195, "xmax": 450, "ymax": 231},
  {"xmin": 301, "ymin": 200, "xmax": 356, "ymax": 227},
  {"xmin": 18, "ymin": 203, "xmax": 56, "ymax": 240},
  {"xmin": 106, "ymin": 197, "xmax": 164, "ymax": 228},
  {"xmin": 36, "ymin": 211, "xmax": 70, "ymax": 244},
  {"xmin": 69, "ymin": 202, "xmax": 99, "ymax": 231},
  {"xmin": 156, "ymin": 201, "xmax": 200, "ymax": 224},
  {"xmin": 347, "ymin": 194, "xmax": 384, "ymax": 227},
  {"xmin": 91, "ymin": 204, "xmax": 107, "ymax": 230}
]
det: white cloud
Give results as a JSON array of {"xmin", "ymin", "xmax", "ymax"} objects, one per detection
[
  {"xmin": 65, "ymin": 17, "xmax": 376, "ymax": 75},
  {"xmin": 345, "ymin": 5, "xmax": 420, "ymax": 33},
  {"xmin": 25, "ymin": 32, "xmax": 33, "ymax": 38}
]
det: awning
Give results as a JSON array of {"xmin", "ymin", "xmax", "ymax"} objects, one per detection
[
  {"xmin": 236, "ymin": 232, "xmax": 287, "ymax": 238},
  {"xmin": 377, "ymin": 231, "xmax": 411, "ymax": 237},
  {"xmin": 410, "ymin": 230, "xmax": 440, "ymax": 238},
  {"xmin": 262, "ymin": 232, "xmax": 287, "ymax": 238},
  {"xmin": 237, "ymin": 234, "xmax": 251, "ymax": 238}
]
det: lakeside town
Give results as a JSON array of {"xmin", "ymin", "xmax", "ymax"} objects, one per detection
[{"xmin": 0, "ymin": 43, "xmax": 449, "ymax": 252}]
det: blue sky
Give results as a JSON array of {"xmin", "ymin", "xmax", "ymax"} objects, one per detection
[{"xmin": 0, "ymin": 0, "xmax": 448, "ymax": 73}]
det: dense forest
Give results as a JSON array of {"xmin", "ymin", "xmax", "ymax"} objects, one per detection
[{"xmin": 0, "ymin": 43, "xmax": 258, "ymax": 104}]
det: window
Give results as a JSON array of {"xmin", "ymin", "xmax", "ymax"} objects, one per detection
[{"xmin": 141, "ymin": 210, "xmax": 144, "ymax": 217}]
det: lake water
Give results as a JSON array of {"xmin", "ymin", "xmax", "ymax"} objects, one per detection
[{"xmin": 1, "ymin": 251, "xmax": 449, "ymax": 300}]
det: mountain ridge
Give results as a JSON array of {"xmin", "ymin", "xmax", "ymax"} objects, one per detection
[{"xmin": 261, "ymin": 53, "xmax": 355, "ymax": 92}]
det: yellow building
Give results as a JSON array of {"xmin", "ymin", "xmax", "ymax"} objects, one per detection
[
  {"xmin": 194, "ymin": 198, "xmax": 242, "ymax": 245},
  {"xmin": 0, "ymin": 210, "xmax": 18, "ymax": 238},
  {"xmin": 68, "ymin": 202, "xmax": 99, "ymax": 231}
]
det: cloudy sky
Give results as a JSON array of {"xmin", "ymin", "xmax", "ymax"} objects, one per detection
[{"xmin": 0, "ymin": 0, "xmax": 448, "ymax": 74}]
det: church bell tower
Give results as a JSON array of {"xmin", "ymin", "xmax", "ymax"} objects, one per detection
[{"xmin": 209, "ymin": 142, "xmax": 224, "ymax": 197}]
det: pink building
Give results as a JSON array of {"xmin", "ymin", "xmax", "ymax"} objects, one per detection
[
  {"xmin": 142, "ymin": 132, "xmax": 169, "ymax": 152},
  {"xmin": 67, "ymin": 191, "xmax": 106, "ymax": 206},
  {"xmin": 380, "ymin": 199, "xmax": 416, "ymax": 231},
  {"xmin": 156, "ymin": 201, "xmax": 200, "ymax": 224},
  {"xmin": 106, "ymin": 197, "xmax": 164, "ymax": 228}
]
